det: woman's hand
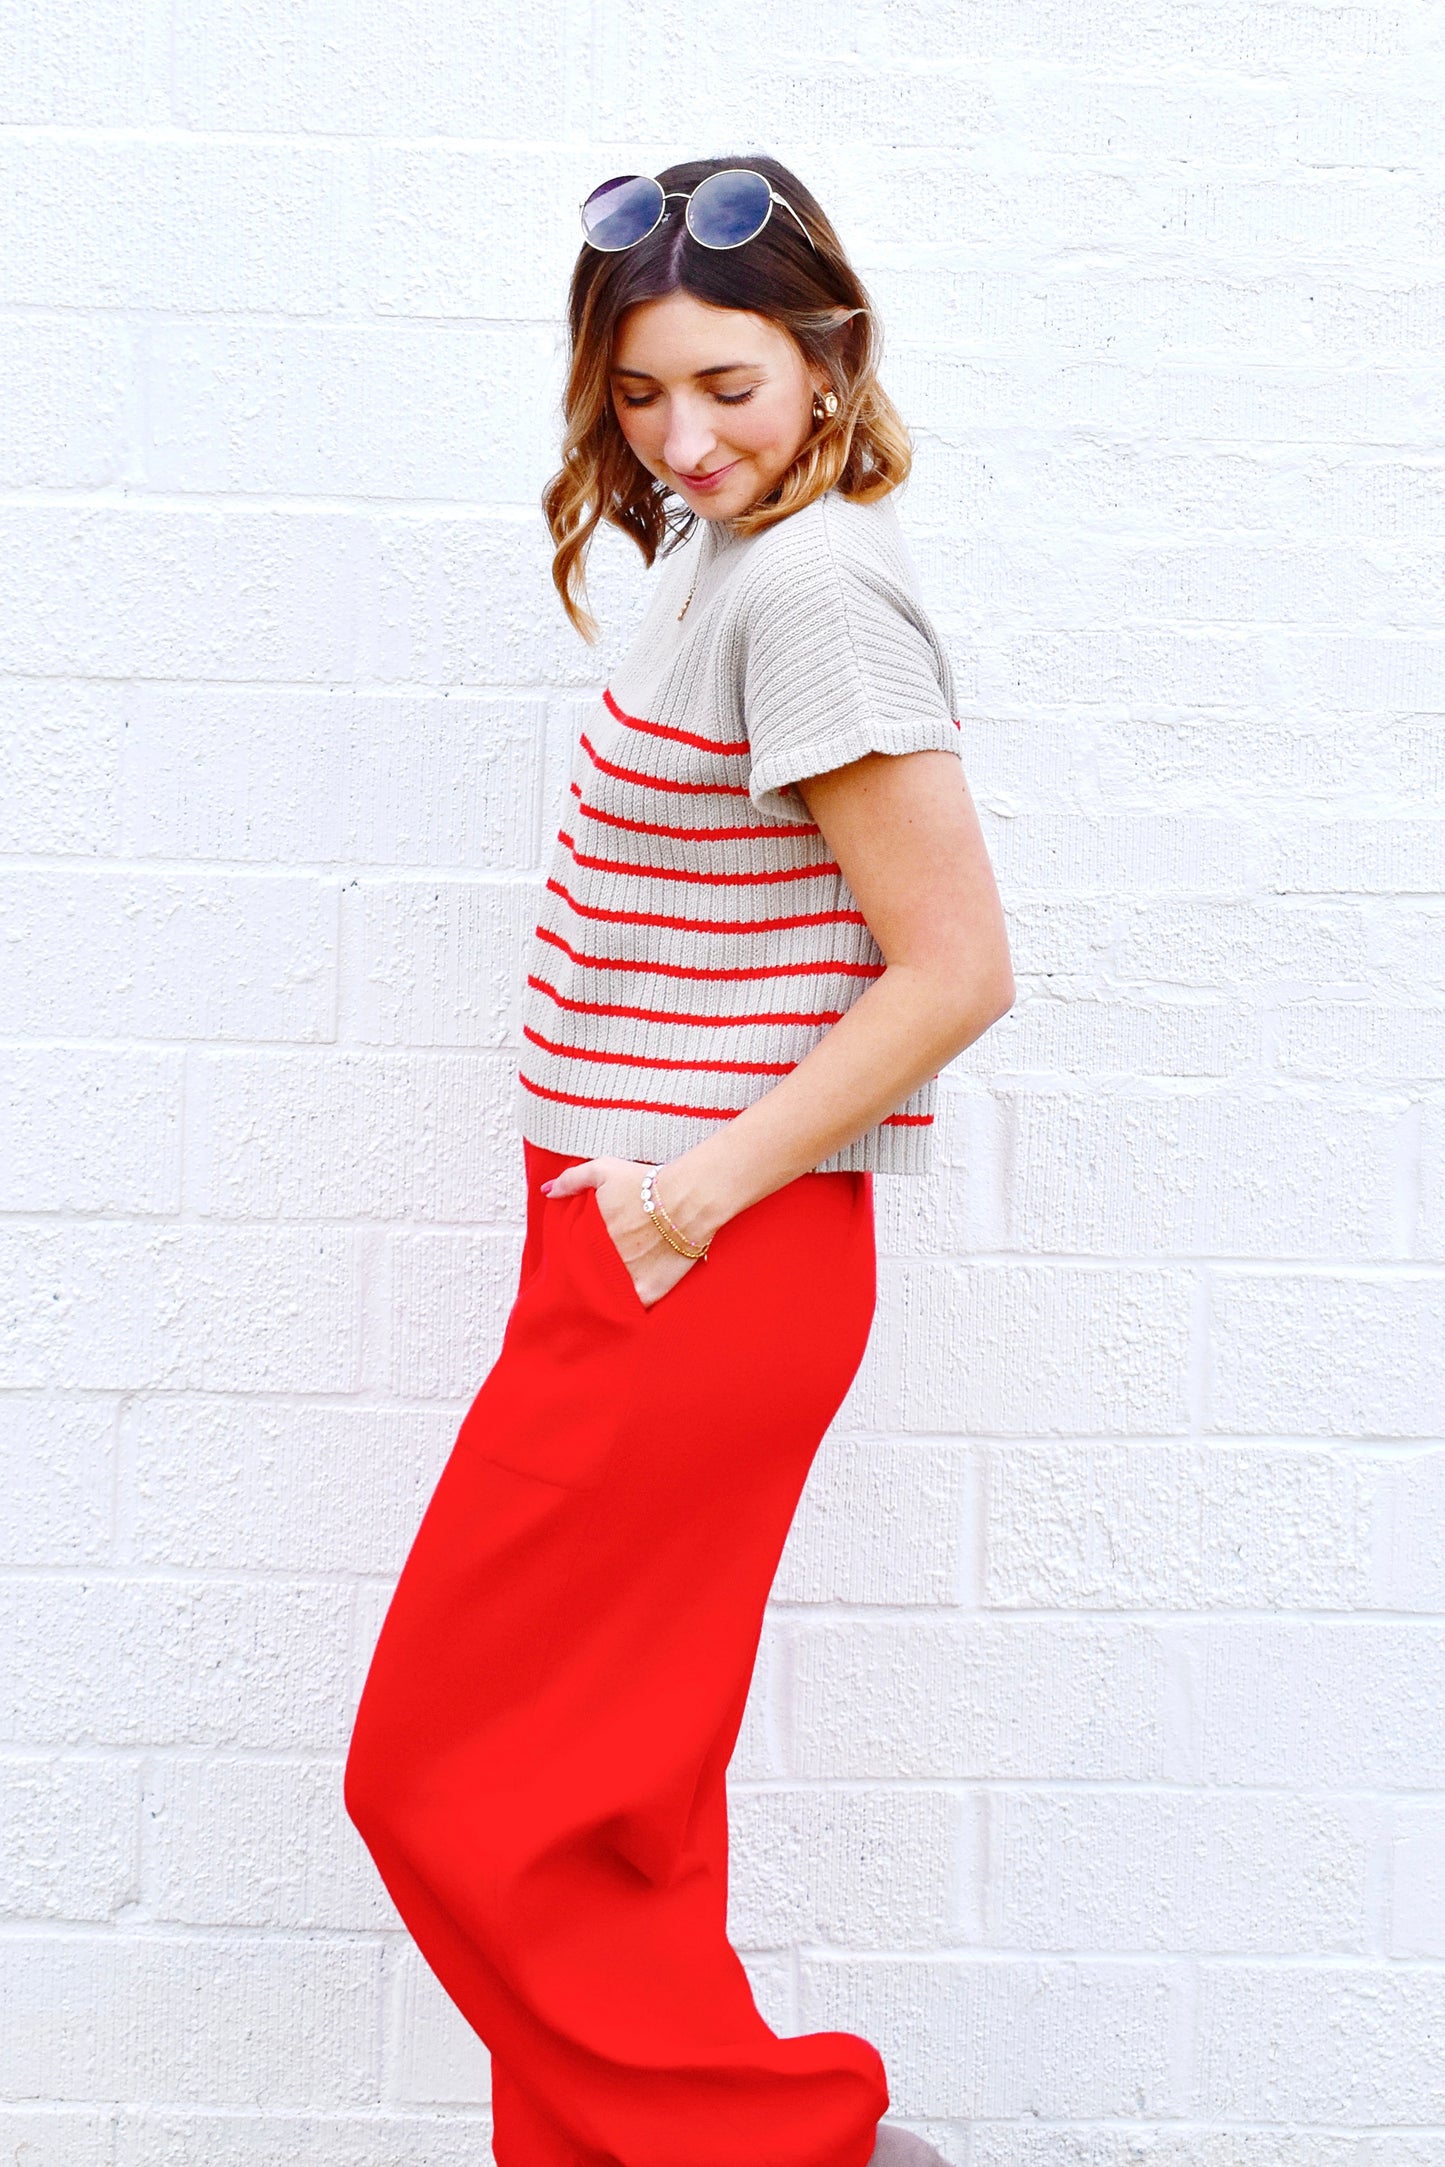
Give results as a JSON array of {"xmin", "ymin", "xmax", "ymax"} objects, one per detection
[{"xmin": 539, "ymin": 1156, "xmax": 702, "ymax": 1309}]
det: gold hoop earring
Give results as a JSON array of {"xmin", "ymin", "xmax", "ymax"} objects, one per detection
[{"xmin": 811, "ymin": 389, "xmax": 839, "ymax": 425}]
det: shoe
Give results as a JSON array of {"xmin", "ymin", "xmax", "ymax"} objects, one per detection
[{"xmin": 866, "ymin": 2126, "xmax": 950, "ymax": 2167}]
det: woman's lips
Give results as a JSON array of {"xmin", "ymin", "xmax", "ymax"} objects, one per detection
[{"xmin": 677, "ymin": 459, "xmax": 740, "ymax": 492}]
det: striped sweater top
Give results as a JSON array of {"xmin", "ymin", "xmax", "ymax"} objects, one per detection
[{"xmin": 513, "ymin": 486, "xmax": 964, "ymax": 1175}]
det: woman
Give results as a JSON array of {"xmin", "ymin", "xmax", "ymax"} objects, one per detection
[{"xmin": 346, "ymin": 154, "xmax": 1014, "ymax": 2166}]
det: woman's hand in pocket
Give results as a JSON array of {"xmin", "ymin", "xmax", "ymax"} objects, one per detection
[{"xmin": 540, "ymin": 1157, "xmax": 700, "ymax": 1309}]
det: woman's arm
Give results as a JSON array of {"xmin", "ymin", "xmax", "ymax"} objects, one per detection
[
  {"xmin": 662, "ymin": 745, "xmax": 1014, "ymax": 1234},
  {"xmin": 542, "ymin": 745, "xmax": 1013, "ymax": 1302}
]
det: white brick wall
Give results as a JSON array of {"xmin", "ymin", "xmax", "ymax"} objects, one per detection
[{"xmin": 3, "ymin": 0, "xmax": 1443, "ymax": 2157}]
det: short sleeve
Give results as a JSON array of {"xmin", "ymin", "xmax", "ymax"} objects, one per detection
[{"xmin": 738, "ymin": 508, "xmax": 963, "ymax": 823}]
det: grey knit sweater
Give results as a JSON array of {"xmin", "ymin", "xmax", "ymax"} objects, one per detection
[{"xmin": 513, "ymin": 486, "xmax": 964, "ymax": 1174}]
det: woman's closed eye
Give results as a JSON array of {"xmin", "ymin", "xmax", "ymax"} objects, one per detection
[{"xmin": 618, "ymin": 387, "xmax": 760, "ymax": 410}]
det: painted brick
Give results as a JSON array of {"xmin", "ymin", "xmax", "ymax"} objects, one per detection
[
  {"xmin": 0, "ymin": 1394, "xmax": 113, "ymax": 1567},
  {"xmin": 1198, "ymin": 1621, "xmax": 1445, "ymax": 1786},
  {"xmin": 119, "ymin": 689, "xmax": 544, "ymax": 869},
  {"xmin": 1381, "ymin": 904, "xmax": 1445, "ymax": 991},
  {"xmin": 386, "ymin": 1946, "xmax": 490, "ymax": 2107},
  {"xmin": 0, "ymin": 140, "xmax": 367, "ymax": 312},
  {"xmin": 996, "ymin": 631, "xmax": 1270, "ymax": 710},
  {"xmin": 1374, "ymin": 1447, "xmax": 1445, "ymax": 1610},
  {"xmin": 972, "ymin": 2135, "xmax": 1360, "ymax": 2167},
  {"xmin": 984, "ymin": 1443, "xmax": 1369, "ymax": 1610},
  {"xmin": 728, "ymin": 1786, "xmax": 967, "ymax": 1949},
  {"xmin": 0, "ymin": 1224, "xmax": 362, "ymax": 1392},
  {"xmin": 171, "ymin": 0, "xmax": 566, "ymax": 136},
  {"xmin": 0, "ymin": 869, "xmax": 336, "ymax": 1042},
  {"xmin": 1195, "ymin": 1962, "xmax": 1445, "ymax": 2121},
  {"xmin": 0, "ymin": 0, "xmax": 165, "ymax": 124},
  {"xmin": 886, "ymin": 1262, "xmax": 1194, "ymax": 1436},
  {"xmin": 1418, "ymin": 1101, "xmax": 1445, "ymax": 1259},
  {"xmin": 381, "ymin": 1230, "xmax": 524, "ymax": 1400},
  {"xmin": 0, "ymin": 680, "xmax": 123, "ymax": 855},
  {"xmin": 952, "ymin": 995, "xmax": 1262, "ymax": 1080},
  {"xmin": 0, "ymin": 1580, "xmax": 355, "ymax": 1750},
  {"xmin": 0, "ymin": 1935, "xmax": 380, "ymax": 2106},
  {"xmin": 0, "ymin": 2112, "xmax": 113, "ymax": 2167},
  {"xmin": 1208, "ymin": 1271, "xmax": 1445, "ymax": 1437},
  {"xmin": 1291, "ymin": 89, "xmax": 1444, "ymax": 166},
  {"xmin": 739, "ymin": 1950, "xmax": 795, "ymax": 2036},
  {"xmin": 4, "ymin": 1046, "xmax": 182, "ymax": 1213},
  {"xmin": 1012, "ymin": 77, "xmax": 1291, "ymax": 164},
  {"xmin": 1034, "ymin": 451, "xmax": 1445, "ymax": 547},
  {"xmin": 0, "ymin": 1756, "xmax": 139, "ymax": 1920},
  {"xmin": 145, "ymin": 1756, "xmax": 390, "ymax": 1931},
  {"xmin": 773, "ymin": 1438, "xmax": 967, "ymax": 1605},
  {"xmin": 991, "ymin": 1789, "xmax": 1369, "ymax": 1953},
  {"xmin": 368, "ymin": 147, "xmax": 598, "ymax": 324},
  {"xmin": 995, "ymin": 898, "xmax": 1123, "ymax": 980},
  {"xmin": 800, "ymin": 1955, "xmax": 1177, "ymax": 2119},
  {"xmin": 1112, "ymin": 902, "xmax": 1372, "ymax": 990},
  {"xmin": 189, "ymin": 1050, "xmax": 519, "ymax": 1223},
  {"xmin": 1391, "ymin": 1805, "xmax": 1445, "ymax": 1959},
  {"xmin": 0, "ymin": 509, "xmax": 367, "ymax": 680},
  {"xmin": 129, "ymin": 1397, "xmax": 456, "ymax": 1575},
  {"xmin": 351, "ymin": 1580, "xmax": 396, "ymax": 1711},
  {"xmin": 0, "ymin": 315, "xmax": 130, "ymax": 486},
  {"xmin": 1277, "ymin": 1002, "xmax": 1445, "ymax": 1082},
  {"xmin": 790, "ymin": 1621, "xmax": 1172, "ymax": 1781},
  {"xmin": 117, "ymin": 2114, "xmax": 492, "ymax": 2167},
  {"xmin": 340, "ymin": 878, "xmax": 531, "ymax": 1049},
  {"xmin": 1095, "ymin": 713, "xmax": 1433, "ymax": 807},
  {"xmin": 368, "ymin": 512, "xmax": 650, "ymax": 689},
  {"xmin": 990, "ymin": 814, "xmax": 1261, "ymax": 896},
  {"xmin": 998, "ymin": 1088, "xmax": 1405, "ymax": 1259},
  {"xmin": 948, "ymin": 710, "xmax": 1087, "ymax": 816},
  {"xmin": 1271, "ymin": 818, "xmax": 1445, "ymax": 895},
  {"xmin": 143, "ymin": 323, "xmax": 559, "ymax": 504}
]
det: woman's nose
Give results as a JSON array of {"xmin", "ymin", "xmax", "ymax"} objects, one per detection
[{"xmin": 662, "ymin": 402, "xmax": 720, "ymax": 477}]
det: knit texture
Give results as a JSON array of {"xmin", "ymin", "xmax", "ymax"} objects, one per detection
[{"xmin": 513, "ymin": 487, "xmax": 965, "ymax": 1174}]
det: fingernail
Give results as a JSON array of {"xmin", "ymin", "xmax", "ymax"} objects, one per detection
[{"xmin": 539, "ymin": 1180, "xmax": 555, "ymax": 1195}]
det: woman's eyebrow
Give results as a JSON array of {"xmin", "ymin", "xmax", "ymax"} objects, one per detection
[{"xmin": 610, "ymin": 362, "xmax": 757, "ymax": 380}]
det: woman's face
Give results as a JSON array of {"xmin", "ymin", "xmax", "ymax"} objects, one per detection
[{"xmin": 609, "ymin": 291, "xmax": 824, "ymax": 522}]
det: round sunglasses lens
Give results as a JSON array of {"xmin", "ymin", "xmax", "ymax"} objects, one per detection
[
  {"xmin": 581, "ymin": 175, "xmax": 666, "ymax": 250},
  {"xmin": 686, "ymin": 168, "xmax": 773, "ymax": 248}
]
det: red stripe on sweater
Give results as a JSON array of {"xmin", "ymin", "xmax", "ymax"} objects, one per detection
[
  {"xmin": 528, "ymin": 973, "xmax": 845, "ymax": 1028},
  {"xmin": 521, "ymin": 1073, "xmax": 747, "ymax": 1120},
  {"xmin": 524, "ymin": 1025, "xmax": 794, "ymax": 1078},
  {"xmin": 570, "ymin": 781, "xmax": 819, "ymax": 844},
  {"xmin": 557, "ymin": 829, "xmax": 839, "ymax": 888},
  {"xmin": 581, "ymin": 733, "xmax": 751, "ymax": 799},
  {"xmin": 547, "ymin": 877, "xmax": 866, "ymax": 936},
  {"xmin": 520, "ymin": 1070, "xmax": 931, "ymax": 1128},
  {"xmin": 604, "ymin": 685, "xmax": 750, "ymax": 755},
  {"xmin": 534, "ymin": 925, "xmax": 883, "ymax": 983}
]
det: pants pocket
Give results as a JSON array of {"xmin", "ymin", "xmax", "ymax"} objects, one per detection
[
  {"xmin": 574, "ymin": 1184, "xmax": 650, "ymax": 1321},
  {"xmin": 459, "ymin": 1187, "xmax": 649, "ymax": 1493}
]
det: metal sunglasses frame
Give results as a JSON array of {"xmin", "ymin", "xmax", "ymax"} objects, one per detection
[{"xmin": 579, "ymin": 168, "xmax": 819, "ymax": 255}]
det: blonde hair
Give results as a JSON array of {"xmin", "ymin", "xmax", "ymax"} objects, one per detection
[{"xmin": 542, "ymin": 155, "xmax": 912, "ymax": 642}]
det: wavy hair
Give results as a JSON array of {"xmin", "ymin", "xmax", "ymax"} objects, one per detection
[{"xmin": 542, "ymin": 153, "xmax": 912, "ymax": 641}]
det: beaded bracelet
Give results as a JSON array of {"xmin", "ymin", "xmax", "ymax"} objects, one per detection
[{"xmin": 640, "ymin": 1168, "xmax": 711, "ymax": 1261}]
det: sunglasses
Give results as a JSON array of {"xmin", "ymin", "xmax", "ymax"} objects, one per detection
[{"xmin": 580, "ymin": 168, "xmax": 818, "ymax": 255}]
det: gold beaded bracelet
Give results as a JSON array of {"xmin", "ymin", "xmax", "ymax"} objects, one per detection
[{"xmin": 640, "ymin": 1168, "xmax": 710, "ymax": 1261}]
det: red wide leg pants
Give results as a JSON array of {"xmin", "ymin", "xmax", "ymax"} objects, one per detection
[{"xmin": 344, "ymin": 1141, "xmax": 890, "ymax": 2166}]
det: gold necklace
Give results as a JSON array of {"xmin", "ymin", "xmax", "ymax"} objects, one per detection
[{"xmin": 677, "ymin": 561, "xmax": 699, "ymax": 621}]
